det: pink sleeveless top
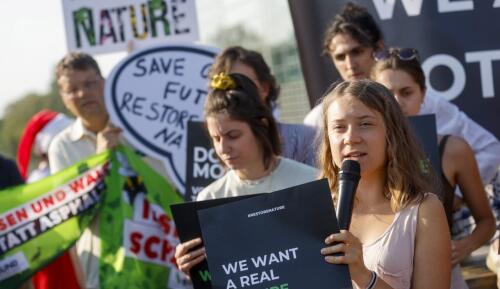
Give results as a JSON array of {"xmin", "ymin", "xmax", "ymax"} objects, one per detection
[{"xmin": 359, "ymin": 194, "xmax": 436, "ymax": 289}]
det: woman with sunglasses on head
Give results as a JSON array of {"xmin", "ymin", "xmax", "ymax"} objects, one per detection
[
  {"xmin": 372, "ymin": 47, "xmax": 495, "ymax": 289},
  {"xmin": 320, "ymin": 79, "xmax": 451, "ymax": 289},
  {"xmin": 174, "ymin": 72, "xmax": 318, "ymax": 278}
]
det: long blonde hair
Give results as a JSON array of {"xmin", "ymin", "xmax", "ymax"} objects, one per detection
[{"xmin": 319, "ymin": 80, "xmax": 436, "ymax": 211}]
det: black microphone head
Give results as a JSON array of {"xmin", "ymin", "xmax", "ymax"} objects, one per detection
[{"xmin": 339, "ymin": 160, "xmax": 360, "ymax": 181}]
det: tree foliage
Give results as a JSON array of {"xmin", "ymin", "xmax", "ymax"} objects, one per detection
[{"xmin": 0, "ymin": 78, "xmax": 70, "ymax": 159}]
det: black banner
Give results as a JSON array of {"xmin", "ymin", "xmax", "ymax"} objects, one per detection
[
  {"xmin": 198, "ymin": 179, "xmax": 351, "ymax": 289},
  {"xmin": 408, "ymin": 114, "xmax": 440, "ymax": 176},
  {"xmin": 185, "ymin": 121, "xmax": 225, "ymax": 201},
  {"xmin": 290, "ymin": 0, "xmax": 500, "ymax": 139}
]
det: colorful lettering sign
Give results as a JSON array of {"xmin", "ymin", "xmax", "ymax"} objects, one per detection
[{"xmin": 62, "ymin": 0, "xmax": 199, "ymax": 54}]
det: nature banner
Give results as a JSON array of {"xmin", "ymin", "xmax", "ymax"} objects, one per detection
[
  {"xmin": 62, "ymin": 0, "xmax": 200, "ymax": 54},
  {"xmin": 99, "ymin": 145, "xmax": 189, "ymax": 289},
  {"xmin": 0, "ymin": 151, "xmax": 110, "ymax": 289}
]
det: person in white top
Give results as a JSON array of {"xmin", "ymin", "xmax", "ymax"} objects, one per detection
[
  {"xmin": 303, "ymin": 3, "xmax": 500, "ymax": 185},
  {"xmin": 175, "ymin": 72, "xmax": 318, "ymax": 278},
  {"xmin": 48, "ymin": 52, "xmax": 174, "ymax": 289},
  {"xmin": 320, "ymin": 79, "xmax": 451, "ymax": 289},
  {"xmin": 44, "ymin": 52, "xmax": 122, "ymax": 289}
]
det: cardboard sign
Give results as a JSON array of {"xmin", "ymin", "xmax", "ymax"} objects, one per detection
[
  {"xmin": 184, "ymin": 121, "xmax": 225, "ymax": 201},
  {"xmin": 171, "ymin": 195, "xmax": 262, "ymax": 289},
  {"xmin": 105, "ymin": 43, "xmax": 218, "ymax": 194},
  {"xmin": 198, "ymin": 179, "xmax": 352, "ymax": 289},
  {"xmin": 100, "ymin": 146, "xmax": 189, "ymax": 289},
  {"xmin": 62, "ymin": 0, "xmax": 199, "ymax": 55}
]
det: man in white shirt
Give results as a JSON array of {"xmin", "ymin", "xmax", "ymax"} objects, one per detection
[
  {"xmin": 47, "ymin": 52, "xmax": 122, "ymax": 289},
  {"xmin": 303, "ymin": 3, "xmax": 500, "ymax": 184}
]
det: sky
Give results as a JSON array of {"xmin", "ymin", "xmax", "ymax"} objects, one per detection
[
  {"xmin": 0, "ymin": 0, "xmax": 292, "ymax": 118},
  {"xmin": 0, "ymin": 1, "xmax": 126, "ymax": 117},
  {"xmin": 0, "ymin": 1, "xmax": 62, "ymax": 114}
]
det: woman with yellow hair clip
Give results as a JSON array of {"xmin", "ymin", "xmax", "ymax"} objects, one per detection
[
  {"xmin": 174, "ymin": 73, "xmax": 318, "ymax": 277},
  {"xmin": 208, "ymin": 46, "xmax": 318, "ymax": 167}
]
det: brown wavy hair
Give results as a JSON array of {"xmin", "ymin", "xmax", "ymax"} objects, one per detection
[
  {"xmin": 204, "ymin": 73, "xmax": 281, "ymax": 169},
  {"xmin": 319, "ymin": 79, "xmax": 436, "ymax": 211},
  {"xmin": 323, "ymin": 2, "xmax": 383, "ymax": 55}
]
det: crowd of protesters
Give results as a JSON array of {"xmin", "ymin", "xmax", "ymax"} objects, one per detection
[{"xmin": 2, "ymin": 2, "xmax": 500, "ymax": 289}]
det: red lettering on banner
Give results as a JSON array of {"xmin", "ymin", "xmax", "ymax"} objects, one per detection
[
  {"xmin": 86, "ymin": 174, "xmax": 97, "ymax": 186},
  {"xmin": 15, "ymin": 208, "xmax": 28, "ymax": 222},
  {"xmin": 158, "ymin": 215, "xmax": 171, "ymax": 234},
  {"xmin": 95, "ymin": 168, "xmax": 105, "ymax": 180},
  {"xmin": 6, "ymin": 214, "xmax": 16, "ymax": 226},
  {"xmin": 161, "ymin": 239, "xmax": 174, "ymax": 261},
  {"xmin": 145, "ymin": 236, "xmax": 160, "ymax": 258},
  {"xmin": 55, "ymin": 190, "xmax": 66, "ymax": 201},
  {"xmin": 31, "ymin": 201, "xmax": 43, "ymax": 213},
  {"xmin": 0, "ymin": 208, "xmax": 29, "ymax": 232},
  {"xmin": 128, "ymin": 231, "xmax": 176, "ymax": 264},
  {"xmin": 140, "ymin": 198, "xmax": 173, "ymax": 234},
  {"xmin": 70, "ymin": 178, "xmax": 85, "ymax": 194},
  {"xmin": 130, "ymin": 232, "xmax": 143, "ymax": 254},
  {"xmin": 142, "ymin": 199, "xmax": 150, "ymax": 219},
  {"xmin": 0, "ymin": 219, "xmax": 6, "ymax": 231},
  {"xmin": 42, "ymin": 196, "xmax": 55, "ymax": 208},
  {"xmin": 30, "ymin": 193, "xmax": 67, "ymax": 215}
]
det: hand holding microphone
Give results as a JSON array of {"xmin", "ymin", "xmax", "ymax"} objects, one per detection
[
  {"xmin": 322, "ymin": 160, "xmax": 367, "ymax": 285},
  {"xmin": 336, "ymin": 160, "xmax": 361, "ymax": 230}
]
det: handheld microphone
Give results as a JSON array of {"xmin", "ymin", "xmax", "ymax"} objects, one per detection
[{"xmin": 336, "ymin": 160, "xmax": 361, "ymax": 230}]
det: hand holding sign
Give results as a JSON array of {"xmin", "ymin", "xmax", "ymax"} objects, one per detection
[
  {"xmin": 96, "ymin": 123, "xmax": 123, "ymax": 153},
  {"xmin": 175, "ymin": 237, "xmax": 206, "ymax": 278},
  {"xmin": 105, "ymin": 44, "xmax": 218, "ymax": 194}
]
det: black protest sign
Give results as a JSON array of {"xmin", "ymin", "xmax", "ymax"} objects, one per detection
[
  {"xmin": 198, "ymin": 179, "xmax": 351, "ymax": 289},
  {"xmin": 408, "ymin": 114, "xmax": 453, "ymax": 224},
  {"xmin": 171, "ymin": 195, "xmax": 261, "ymax": 289},
  {"xmin": 306, "ymin": 0, "xmax": 500, "ymax": 140},
  {"xmin": 408, "ymin": 114, "xmax": 440, "ymax": 176},
  {"xmin": 185, "ymin": 121, "xmax": 225, "ymax": 201}
]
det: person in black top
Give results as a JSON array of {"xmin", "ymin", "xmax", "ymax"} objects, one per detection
[{"xmin": 0, "ymin": 153, "xmax": 24, "ymax": 189}]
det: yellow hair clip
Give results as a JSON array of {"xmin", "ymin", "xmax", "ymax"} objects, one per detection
[{"xmin": 210, "ymin": 72, "xmax": 237, "ymax": 90}]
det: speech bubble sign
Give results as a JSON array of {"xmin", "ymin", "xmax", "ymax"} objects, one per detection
[{"xmin": 105, "ymin": 43, "xmax": 218, "ymax": 194}]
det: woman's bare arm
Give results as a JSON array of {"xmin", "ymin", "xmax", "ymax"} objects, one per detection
[
  {"xmin": 412, "ymin": 195, "xmax": 451, "ymax": 288},
  {"xmin": 443, "ymin": 136, "xmax": 495, "ymax": 264}
]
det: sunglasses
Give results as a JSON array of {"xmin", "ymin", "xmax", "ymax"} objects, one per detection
[{"xmin": 373, "ymin": 48, "xmax": 419, "ymax": 61}]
